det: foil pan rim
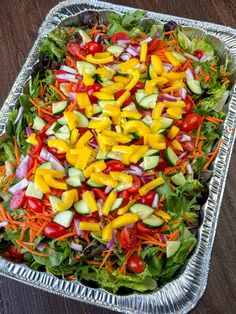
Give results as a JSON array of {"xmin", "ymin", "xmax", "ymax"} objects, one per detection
[{"xmin": 1, "ymin": 1, "xmax": 236, "ymax": 313}]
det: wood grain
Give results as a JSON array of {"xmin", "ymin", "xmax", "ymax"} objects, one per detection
[{"xmin": 0, "ymin": 0, "xmax": 235, "ymax": 313}]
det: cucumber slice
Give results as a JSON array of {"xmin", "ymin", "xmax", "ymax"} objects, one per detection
[
  {"xmin": 135, "ymin": 89, "xmax": 147, "ymax": 104},
  {"xmin": 25, "ymin": 182, "xmax": 43, "ymax": 200},
  {"xmin": 142, "ymin": 115, "xmax": 153, "ymax": 126},
  {"xmin": 171, "ymin": 172, "xmax": 187, "ymax": 186},
  {"xmin": 74, "ymin": 200, "xmax": 90, "ymax": 215},
  {"xmin": 111, "ymin": 198, "xmax": 123, "ymax": 211},
  {"xmin": 186, "ymin": 80, "xmax": 202, "ymax": 95},
  {"xmin": 78, "ymin": 29, "xmax": 91, "ymax": 43},
  {"xmin": 107, "ymin": 45, "xmax": 124, "ymax": 57},
  {"xmin": 96, "ymin": 150, "xmax": 108, "ymax": 160},
  {"xmin": 68, "ymin": 168, "xmax": 85, "ymax": 182},
  {"xmin": 156, "ymin": 128, "xmax": 167, "ymax": 135},
  {"xmin": 57, "ymin": 125, "xmax": 70, "ymax": 134},
  {"xmin": 164, "ymin": 147, "xmax": 178, "ymax": 166},
  {"xmin": 49, "ymin": 195, "xmax": 61, "ymax": 212},
  {"xmin": 38, "ymin": 162, "xmax": 52, "ymax": 169},
  {"xmin": 130, "ymin": 203, "xmax": 154, "ymax": 220},
  {"xmin": 52, "ymin": 101, "xmax": 68, "ymax": 116},
  {"xmin": 106, "ymin": 151, "xmax": 122, "ymax": 161},
  {"xmin": 93, "ymin": 104, "xmax": 103, "ymax": 115},
  {"xmin": 159, "ymin": 117, "xmax": 173, "ymax": 129},
  {"xmin": 144, "ymin": 149, "xmax": 159, "ymax": 157},
  {"xmin": 116, "ymin": 182, "xmax": 132, "ymax": 192},
  {"xmin": 46, "ymin": 122, "xmax": 58, "ymax": 136},
  {"xmin": 53, "ymin": 210, "xmax": 74, "ymax": 228},
  {"xmin": 172, "ymin": 51, "xmax": 187, "ymax": 64},
  {"xmin": 32, "ymin": 116, "xmax": 46, "ymax": 131},
  {"xmin": 143, "ymin": 215, "xmax": 164, "ymax": 227},
  {"xmin": 74, "ymin": 111, "xmax": 89, "ymax": 127},
  {"xmin": 98, "ymin": 100, "xmax": 116, "ymax": 108},
  {"xmin": 148, "ymin": 64, "xmax": 156, "ymax": 79},
  {"xmin": 122, "ymin": 103, "xmax": 138, "ymax": 112},
  {"xmin": 55, "ymin": 132, "xmax": 70, "ymax": 142},
  {"xmin": 65, "ymin": 176, "xmax": 81, "ymax": 187},
  {"xmin": 87, "ymin": 179, "xmax": 104, "ymax": 187},
  {"xmin": 76, "ymin": 61, "xmax": 96, "ymax": 76},
  {"xmin": 166, "ymin": 240, "xmax": 181, "ymax": 258},
  {"xmin": 141, "ymin": 156, "xmax": 160, "ymax": 171},
  {"xmin": 139, "ymin": 94, "xmax": 158, "ymax": 109},
  {"xmin": 57, "ymin": 116, "xmax": 67, "ymax": 125}
]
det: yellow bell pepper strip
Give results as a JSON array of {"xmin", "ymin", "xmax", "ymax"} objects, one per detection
[
  {"xmin": 129, "ymin": 146, "xmax": 149, "ymax": 163},
  {"xmin": 151, "ymin": 55, "xmax": 163, "ymax": 75},
  {"xmin": 102, "ymin": 223, "xmax": 113, "ymax": 241},
  {"xmin": 89, "ymin": 117, "xmax": 112, "ymax": 131},
  {"xmin": 152, "ymin": 102, "xmax": 165, "ymax": 120},
  {"xmin": 64, "ymin": 112, "xmax": 79, "ymax": 130},
  {"xmin": 164, "ymin": 51, "xmax": 181, "ymax": 67},
  {"xmin": 82, "ymin": 191, "xmax": 98, "ymax": 212},
  {"xmin": 90, "ymin": 173, "xmax": 118, "ymax": 188},
  {"xmin": 94, "ymin": 52, "xmax": 112, "ymax": 58},
  {"xmin": 122, "ymin": 153, "xmax": 132, "ymax": 165},
  {"xmin": 75, "ymin": 146, "xmax": 91, "ymax": 170},
  {"xmin": 103, "ymin": 104, "xmax": 120, "ymax": 117},
  {"xmin": 86, "ymin": 54, "xmax": 114, "ymax": 64},
  {"xmin": 111, "ymin": 213, "xmax": 139, "ymax": 229},
  {"xmin": 140, "ymin": 42, "xmax": 148, "ymax": 63},
  {"xmin": 116, "ymin": 90, "xmax": 131, "ymax": 107},
  {"xmin": 123, "ymin": 120, "xmax": 150, "ymax": 137},
  {"xmin": 144, "ymin": 134, "xmax": 166, "ymax": 150},
  {"xmin": 66, "ymin": 150, "xmax": 77, "ymax": 166},
  {"xmin": 162, "ymin": 71, "xmax": 186, "ymax": 81},
  {"xmin": 70, "ymin": 128, "xmax": 79, "ymax": 146},
  {"xmin": 171, "ymin": 139, "xmax": 183, "ymax": 151},
  {"xmin": 92, "ymin": 92, "xmax": 114, "ymax": 100},
  {"xmin": 26, "ymin": 133, "xmax": 38, "ymax": 145},
  {"xmin": 85, "ymin": 105, "xmax": 93, "ymax": 119},
  {"xmin": 144, "ymin": 78, "xmax": 159, "ymax": 95},
  {"xmin": 119, "ymin": 58, "xmax": 139, "ymax": 73},
  {"xmin": 79, "ymin": 222, "xmax": 101, "ymax": 231},
  {"xmin": 97, "ymin": 134, "xmax": 110, "ymax": 152},
  {"xmin": 118, "ymin": 198, "xmax": 137, "ymax": 216},
  {"xmin": 163, "ymin": 100, "xmax": 186, "ymax": 108},
  {"xmin": 167, "ymin": 107, "xmax": 183, "ymax": 119},
  {"xmin": 139, "ymin": 176, "xmax": 164, "ymax": 196},
  {"xmin": 75, "ymin": 130, "xmax": 93, "ymax": 148},
  {"xmin": 36, "ymin": 168, "xmax": 64, "ymax": 178},
  {"xmin": 102, "ymin": 190, "xmax": 117, "ymax": 216},
  {"xmin": 83, "ymin": 160, "xmax": 107, "ymax": 178},
  {"xmin": 110, "ymin": 172, "xmax": 132, "ymax": 184},
  {"xmin": 155, "ymin": 77, "xmax": 169, "ymax": 87},
  {"xmin": 44, "ymin": 175, "xmax": 67, "ymax": 190},
  {"xmin": 125, "ymin": 70, "xmax": 140, "ymax": 91},
  {"xmin": 100, "ymin": 82, "xmax": 124, "ymax": 93},
  {"xmin": 99, "ymin": 135, "xmax": 117, "ymax": 146},
  {"xmin": 112, "ymin": 145, "xmax": 133, "ymax": 155},
  {"xmin": 56, "ymin": 189, "xmax": 77, "ymax": 211},
  {"xmin": 35, "ymin": 175, "xmax": 51, "ymax": 194},
  {"xmin": 113, "ymin": 76, "xmax": 130, "ymax": 85},
  {"xmin": 76, "ymin": 93, "xmax": 91, "ymax": 109},
  {"xmin": 102, "ymin": 130, "xmax": 132, "ymax": 144},
  {"xmin": 168, "ymin": 125, "xmax": 180, "ymax": 140},
  {"xmin": 83, "ymin": 72, "xmax": 94, "ymax": 86},
  {"xmin": 121, "ymin": 111, "xmax": 142, "ymax": 120},
  {"xmin": 156, "ymin": 210, "xmax": 171, "ymax": 221},
  {"xmin": 162, "ymin": 80, "xmax": 185, "ymax": 92},
  {"xmin": 47, "ymin": 139, "xmax": 69, "ymax": 153}
]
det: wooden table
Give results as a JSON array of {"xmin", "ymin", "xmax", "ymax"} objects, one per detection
[{"xmin": 0, "ymin": 0, "xmax": 235, "ymax": 313}]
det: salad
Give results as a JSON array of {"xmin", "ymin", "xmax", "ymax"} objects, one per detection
[{"xmin": 0, "ymin": 10, "xmax": 232, "ymax": 294}]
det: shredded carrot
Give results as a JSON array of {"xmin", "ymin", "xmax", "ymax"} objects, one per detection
[
  {"xmin": 169, "ymin": 229, "xmax": 179, "ymax": 241},
  {"xmin": 204, "ymin": 115, "xmax": 223, "ymax": 124},
  {"xmin": 182, "ymin": 214, "xmax": 194, "ymax": 223},
  {"xmin": 66, "ymin": 82, "xmax": 73, "ymax": 94},
  {"xmin": 55, "ymin": 232, "xmax": 76, "ymax": 241},
  {"xmin": 0, "ymin": 204, "xmax": 8, "ymax": 221},
  {"xmin": 77, "ymin": 52, "xmax": 86, "ymax": 61},
  {"xmin": 67, "ymin": 275, "xmax": 76, "ymax": 280},
  {"xmin": 49, "ymin": 85, "xmax": 67, "ymax": 100},
  {"xmin": 13, "ymin": 136, "xmax": 20, "ymax": 166},
  {"xmin": 67, "ymin": 28, "xmax": 76, "ymax": 35},
  {"xmin": 86, "ymin": 260, "xmax": 101, "ymax": 265},
  {"xmin": 65, "ymin": 55, "xmax": 76, "ymax": 68},
  {"xmin": 98, "ymin": 250, "xmax": 112, "ymax": 270},
  {"xmin": 29, "ymin": 98, "xmax": 54, "ymax": 116},
  {"xmin": 36, "ymin": 221, "xmax": 49, "ymax": 236},
  {"xmin": 203, "ymin": 137, "xmax": 222, "ymax": 169},
  {"xmin": 16, "ymin": 240, "xmax": 50, "ymax": 257},
  {"xmin": 194, "ymin": 117, "xmax": 204, "ymax": 150},
  {"xmin": 164, "ymin": 30, "xmax": 175, "ymax": 35}
]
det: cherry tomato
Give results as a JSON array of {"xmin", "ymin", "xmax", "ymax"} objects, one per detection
[
  {"xmin": 77, "ymin": 183, "xmax": 89, "ymax": 199},
  {"xmin": 140, "ymin": 191, "xmax": 156, "ymax": 206},
  {"xmin": 131, "ymin": 139, "xmax": 144, "ymax": 146},
  {"xmin": 44, "ymin": 221, "xmax": 67, "ymax": 239},
  {"xmin": 181, "ymin": 113, "xmax": 202, "ymax": 132},
  {"xmin": 54, "ymin": 69, "xmax": 70, "ymax": 83},
  {"xmin": 183, "ymin": 97, "xmax": 195, "ymax": 115},
  {"xmin": 193, "ymin": 49, "xmax": 204, "ymax": 59},
  {"xmin": 29, "ymin": 137, "xmax": 43, "ymax": 155},
  {"xmin": 110, "ymin": 32, "xmax": 130, "ymax": 44},
  {"xmin": 127, "ymin": 175, "xmax": 141, "ymax": 194},
  {"xmin": 115, "ymin": 89, "xmax": 133, "ymax": 107},
  {"xmin": 27, "ymin": 157, "xmax": 35, "ymax": 172},
  {"xmin": 104, "ymin": 160, "xmax": 125, "ymax": 174},
  {"xmin": 9, "ymin": 245, "xmax": 24, "ymax": 261},
  {"xmin": 27, "ymin": 197, "xmax": 44, "ymax": 213},
  {"xmin": 41, "ymin": 113, "xmax": 57, "ymax": 123},
  {"xmin": 86, "ymin": 41, "xmax": 102, "ymax": 54},
  {"xmin": 136, "ymin": 220, "xmax": 160, "ymax": 235},
  {"xmin": 10, "ymin": 190, "xmax": 26, "ymax": 210},
  {"xmin": 87, "ymin": 83, "xmax": 101, "ymax": 102},
  {"xmin": 67, "ymin": 42, "xmax": 86, "ymax": 60},
  {"xmin": 79, "ymin": 212, "xmax": 98, "ymax": 222},
  {"xmin": 181, "ymin": 140, "xmax": 195, "ymax": 152},
  {"xmin": 37, "ymin": 123, "xmax": 53, "ymax": 140},
  {"xmin": 127, "ymin": 255, "xmax": 145, "ymax": 273},
  {"xmin": 117, "ymin": 190, "xmax": 130, "ymax": 207},
  {"xmin": 92, "ymin": 188, "xmax": 107, "ymax": 201},
  {"xmin": 120, "ymin": 227, "xmax": 137, "ymax": 251},
  {"xmin": 130, "ymin": 81, "xmax": 145, "ymax": 95},
  {"xmin": 47, "ymin": 148, "xmax": 66, "ymax": 160},
  {"xmin": 50, "ymin": 188, "xmax": 64, "ymax": 198},
  {"xmin": 156, "ymin": 152, "xmax": 169, "ymax": 171},
  {"xmin": 147, "ymin": 39, "xmax": 161, "ymax": 52}
]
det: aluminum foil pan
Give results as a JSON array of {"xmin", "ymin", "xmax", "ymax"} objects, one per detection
[{"xmin": 0, "ymin": 1, "xmax": 236, "ymax": 313}]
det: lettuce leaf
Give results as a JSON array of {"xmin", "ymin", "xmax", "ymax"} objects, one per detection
[{"xmin": 191, "ymin": 39, "xmax": 214, "ymax": 56}]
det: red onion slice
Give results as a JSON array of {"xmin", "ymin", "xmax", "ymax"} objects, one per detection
[
  {"xmin": 140, "ymin": 36, "xmax": 152, "ymax": 44},
  {"xmin": 185, "ymin": 162, "xmax": 193, "ymax": 175},
  {"xmin": 105, "ymin": 186, "xmax": 112, "ymax": 194},
  {"xmin": 8, "ymin": 178, "xmax": 29, "ymax": 194},
  {"xmin": 40, "ymin": 148, "xmax": 65, "ymax": 174},
  {"xmin": 55, "ymin": 73, "xmax": 78, "ymax": 83},
  {"xmin": 14, "ymin": 107, "xmax": 24, "ymax": 125},
  {"xmin": 15, "ymin": 155, "xmax": 30, "ymax": 179},
  {"xmin": 107, "ymin": 230, "xmax": 117, "ymax": 250},
  {"xmin": 5, "ymin": 161, "xmax": 13, "ymax": 176},
  {"xmin": 185, "ymin": 68, "xmax": 194, "ymax": 81},
  {"xmin": 117, "ymin": 39, "xmax": 131, "ymax": 46},
  {"xmin": 159, "ymin": 93, "xmax": 180, "ymax": 102},
  {"xmin": 163, "ymin": 63, "xmax": 173, "ymax": 72},
  {"xmin": 126, "ymin": 47, "xmax": 138, "ymax": 56},
  {"xmin": 37, "ymin": 242, "xmax": 48, "ymax": 252},
  {"xmin": 120, "ymin": 52, "xmax": 131, "ymax": 61},
  {"xmin": 26, "ymin": 127, "xmax": 33, "ymax": 137},
  {"xmin": 60, "ymin": 65, "xmax": 78, "ymax": 75},
  {"xmin": 70, "ymin": 242, "xmax": 83, "ymax": 251},
  {"xmin": 140, "ymin": 176, "xmax": 153, "ymax": 184},
  {"xmin": 152, "ymin": 193, "xmax": 159, "ymax": 208},
  {"xmin": 74, "ymin": 218, "xmax": 84, "ymax": 236},
  {"xmin": 183, "ymin": 52, "xmax": 199, "ymax": 62},
  {"xmin": 0, "ymin": 221, "xmax": 8, "ymax": 228},
  {"xmin": 159, "ymin": 234, "xmax": 167, "ymax": 243},
  {"xmin": 199, "ymin": 54, "xmax": 213, "ymax": 62},
  {"xmin": 130, "ymin": 165, "xmax": 144, "ymax": 176},
  {"xmin": 194, "ymin": 65, "xmax": 201, "ymax": 74},
  {"xmin": 180, "ymin": 87, "xmax": 187, "ymax": 100},
  {"xmin": 178, "ymin": 151, "xmax": 189, "ymax": 160},
  {"xmin": 68, "ymin": 92, "xmax": 76, "ymax": 102}
]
